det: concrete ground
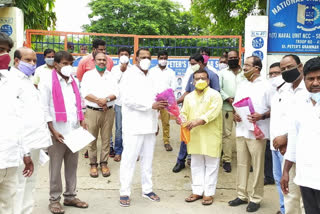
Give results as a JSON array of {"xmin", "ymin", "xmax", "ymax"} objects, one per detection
[{"xmin": 34, "ymin": 121, "xmax": 280, "ymax": 214}]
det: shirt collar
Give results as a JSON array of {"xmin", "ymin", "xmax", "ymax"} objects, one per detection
[
  {"xmin": 157, "ymin": 64, "xmax": 168, "ymax": 71},
  {"xmin": 133, "ymin": 65, "xmax": 149, "ymax": 76},
  {"xmin": 10, "ymin": 66, "xmax": 31, "ymax": 80},
  {"xmin": 57, "ymin": 72, "xmax": 73, "ymax": 84}
]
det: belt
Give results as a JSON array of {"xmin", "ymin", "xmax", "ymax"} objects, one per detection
[{"xmin": 87, "ymin": 106, "xmax": 112, "ymax": 111}]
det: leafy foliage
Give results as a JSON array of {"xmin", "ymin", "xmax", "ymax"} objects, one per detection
[
  {"xmin": 15, "ymin": 0, "xmax": 56, "ymax": 30},
  {"xmin": 84, "ymin": 0, "xmax": 203, "ymax": 35},
  {"xmin": 191, "ymin": 0, "xmax": 267, "ymax": 36}
]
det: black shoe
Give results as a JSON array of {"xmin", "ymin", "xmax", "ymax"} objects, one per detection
[
  {"xmin": 172, "ymin": 163, "xmax": 185, "ymax": 173},
  {"xmin": 246, "ymin": 202, "xmax": 260, "ymax": 212},
  {"xmin": 250, "ymin": 166, "xmax": 253, "ymax": 172},
  {"xmin": 109, "ymin": 147, "xmax": 115, "ymax": 158},
  {"xmin": 264, "ymin": 178, "xmax": 275, "ymax": 185},
  {"xmin": 223, "ymin": 162, "xmax": 232, "ymax": 173},
  {"xmin": 228, "ymin": 198, "xmax": 248, "ymax": 207}
]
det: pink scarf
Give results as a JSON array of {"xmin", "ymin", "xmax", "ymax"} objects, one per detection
[{"xmin": 52, "ymin": 69, "xmax": 84, "ymax": 122}]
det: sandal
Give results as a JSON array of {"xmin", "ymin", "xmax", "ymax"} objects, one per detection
[
  {"xmin": 101, "ymin": 164, "xmax": 111, "ymax": 177},
  {"xmin": 114, "ymin": 155, "xmax": 121, "ymax": 162},
  {"xmin": 185, "ymin": 194, "xmax": 203, "ymax": 203},
  {"xmin": 164, "ymin": 144, "xmax": 173, "ymax": 151},
  {"xmin": 143, "ymin": 192, "xmax": 160, "ymax": 202},
  {"xmin": 48, "ymin": 202, "xmax": 65, "ymax": 214},
  {"xmin": 90, "ymin": 165, "xmax": 98, "ymax": 178},
  {"xmin": 202, "ymin": 196, "xmax": 214, "ymax": 206},
  {"xmin": 63, "ymin": 198, "xmax": 88, "ymax": 208},
  {"xmin": 120, "ymin": 196, "xmax": 130, "ymax": 207}
]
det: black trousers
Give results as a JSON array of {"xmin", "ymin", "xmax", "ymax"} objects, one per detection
[
  {"xmin": 300, "ymin": 186, "xmax": 320, "ymax": 214},
  {"xmin": 264, "ymin": 140, "xmax": 274, "ymax": 182}
]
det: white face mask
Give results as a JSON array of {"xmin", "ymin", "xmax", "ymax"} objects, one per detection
[
  {"xmin": 139, "ymin": 58, "xmax": 151, "ymax": 71},
  {"xmin": 218, "ymin": 63, "xmax": 228, "ymax": 70},
  {"xmin": 60, "ymin": 65, "xmax": 73, "ymax": 77},
  {"xmin": 158, "ymin": 59, "xmax": 167, "ymax": 67},
  {"xmin": 269, "ymin": 75, "xmax": 285, "ymax": 88},
  {"xmin": 45, "ymin": 58, "xmax": 54, "ymax": 66},
  {"xmin": 191, "ymin": 64, "xmax": 200, "ymax": 72},
  {"xmin": 119, "ymin": 55, "xmax": 129, "ymax": 64}
]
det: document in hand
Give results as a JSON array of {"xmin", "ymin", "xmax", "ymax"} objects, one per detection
[
  {"xmin": 63, "ymin": 127, "xmax": 95, "ymax": 153},
  {"xmin": 233, "ymin": 97, "xmax": 265, "ymax": 139}
]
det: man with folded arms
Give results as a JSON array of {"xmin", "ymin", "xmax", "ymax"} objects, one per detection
[
  {"xmin": 81, "ymin": 52, "xmax": 118, "ymax": 178},
  {"xmin": 39, "ymin": 51, "xmax": 88, "ymax": 214}
]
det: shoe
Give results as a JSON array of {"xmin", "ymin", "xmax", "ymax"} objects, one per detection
[
  {"xmin": 264, "ymin": 178, "xmax": 275, "ymax": 185},
  {"xmin": 101, "ymin": 164, "xmax": 111, "ymax": 177},
  {"xmin": 164, "ymin": 144, "xmax": 173, "ymax": 151},
  {"xmin": 89, "ymin": 165, "xmax": 98, "ymax": 178},
  {"xmin": 84, "ymin": 150, "xmax": 88, "ymax": 158},
  {"xmin": 276, "ymin": 211, "xmax": 282, "ymax": 214},
  {"xmin": 250, "ymin": 166, "xmax": 253, "ymax": 172},
  {"xmin": 172, "ymin": 163, "xmax": 185, "ymax": 173},
  {"xmin": 246, "ymin": 202, "xmax": 260, "ymax": 212},
  {"xmin": 109, "ymin": 147, "xmax": 115, "ymax": 158},
  {"xmin": 228, "ymin": 197, "xmax": 248, "ymax": 207},
  {"xmin": 223, "ymin": 162, "xmax": 232, "ymax": 173}
]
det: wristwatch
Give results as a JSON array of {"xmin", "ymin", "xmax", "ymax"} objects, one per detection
[{"xmin": 106, "ymin": 97, "xmax": 111, "ymax": 102}]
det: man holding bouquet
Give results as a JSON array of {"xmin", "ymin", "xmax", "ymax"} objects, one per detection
[
  {"xmin": 177, "ymin": 69, "xmax": 223, "ymax": 206},
  {"xmin": 228, "ymin": 56, "xmax": 271, "ymax": 212}
]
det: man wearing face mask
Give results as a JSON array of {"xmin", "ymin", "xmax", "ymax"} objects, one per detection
[
  {"xmin": 199, "ymin": 47, "xmax": 218, "ymax": 73},
  {"xmin": 218, "ymin": 50, "xmax": 245, "ymax": 173},
  {"xmin": 218, "ymin": 56, "xmax": 228, "ymax": 71},
  {"xmin": 111, "ymin": 47, "xmax": 132, "ymax": 162},
  {"xmin": 76, "ymin": 38, "xmax": 113, "ymax": 82},
  {"xmin": 274, "ymin": 55, "xmax": 308, "ymax": 214},
  {"xmin": 150, "ymin": 50, "xmax": 176, "ymax": 152},
  {"xmin": 229, "ymin": 56, "xmax": 271, "ymax": 212},
  {"xmin": 33, "ymin": 49, "xmax": 55, "ymax": 87},
  {"xmin": 173, "ymin": 53, "xmax": 220, "ymax": 173},
  {"xmin": 268, "ymin": 62, "xmax": 286, "ymax": 214},
  {"xmin": 38, "ymin": 51, "xmax": 88, "ymax": 214},
  {"xmin": 282, "ymin": 57, "xmax": 320, "ymax": 214},
  {"xmin": 10, "ymin": 47, "xmax": 52, "ymax": 214},
  {"xmin": 81, "ymin": 52, "xmax": 118, "ymax": 177},
  {"xmin": 177, "ymin": 69, "xmax": 222, "ymax": 206},
  {"xmin": 0, "ymin": 33, "xmax": 35, "ymax": 214},
  {"xmin": 119, "ymin": 48, "xmax": 168, "ymax": 207}
]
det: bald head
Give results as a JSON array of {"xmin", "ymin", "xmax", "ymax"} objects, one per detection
[{"xmin": 14, "ymin": 47, "xmax": 37, "ymax": 67}]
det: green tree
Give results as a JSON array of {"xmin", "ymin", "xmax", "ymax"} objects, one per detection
[
  {"xmin": 191, "ymin": 0, "xmax": 267, "ymax": 36},
  {"xmin": 15, "ymin": 0, "xmax": 56, "ymax": 30},
  {"xmin": 84, "ymin": 0, "xmax": 202, "ymax": 35}
]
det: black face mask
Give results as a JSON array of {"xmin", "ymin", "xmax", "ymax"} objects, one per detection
[
  {"xmin": 281, "ymin": 67, "xmax": 301, "ymax": 83},
  {"xmin": 228, "ymin": 59, "xmax": 239, "ymax": 69}
]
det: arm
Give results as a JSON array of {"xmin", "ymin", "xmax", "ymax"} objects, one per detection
[
  {"xmin": 177, "ymin": 91, "xmax": 189, "ymax": 104},
  {"xmin": 199, "ymin": 92, "xmax": 223, "ymax": 123},
  {"xmin": 76, "ymin": 57, "xmax": 86, "ymax": 82},
  {"xmin": 280, "ymin": 159, "xmax": 294, "ymax": 194},
  {"xmin": 170, "ymin": 70, "xmax": 177, "ymax": 91},
  {"xmin": 210, "ymin": 72, "xmax": 220, "ymax": 92}
]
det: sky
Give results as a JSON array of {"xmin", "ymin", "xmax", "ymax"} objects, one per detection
[{"xmin": 55, "ymin": 0, "xmax": 191, "ymax": 32}]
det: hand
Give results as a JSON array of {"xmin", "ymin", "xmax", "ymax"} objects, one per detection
[
  {"xmin": 152, "ymin": 101, "xmax": 168, "ymax": 110},
  {"xmin": 234, "ymin": 113, "xmax": 242, "ymax": 122},
  {"xmin": 176, "ymin": 117, "xmax": 182, "ymax": 125},
  {"xmin": 53, "ymin": 130, "xmax": 64, "ymax": 143},
  {"xmin": 227, "ymin": 97, "xmax": 234, "ymax": 105},
  {"xmin": 97, "ymin": 98, "xmax": 107, "ymax": 107},
  {"xmin": 23, "ymin": 156, "xmax": 34, "ymax": 177},
  {"xmin": 280, "ymin": 171, "xmax": 290, "ymax": 194},
  {"xmin": 273, "ymin": 135, "xmax": 287, "ymax": 150},
  {"xmin": 120, "ymin": 63, "xmax": 128, "ymax": 72},
  {"xmin": 80, "ymin": 120, "xmax": 88, "ymax": 130},
  {"xmin": 247, "ymin": 112, "xmax": 263, "ymax": 123},
  {"xmin": 279, "ymin": 145, "xmax": 287, "ymax": 155},
  {"xmin": 186, "ymin": 119, "xmax": 205, "ymax": 130}
]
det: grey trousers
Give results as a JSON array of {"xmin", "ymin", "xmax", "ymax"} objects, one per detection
[{"xmin": 48, "ymin": 137, "xmax": 79, "ymax": 203}]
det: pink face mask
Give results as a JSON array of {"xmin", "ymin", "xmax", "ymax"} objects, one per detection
[
  {"xmin": 202, "ymin": 55, "xmax": 210, "ymax": 64},
  {"xmin": 0, "ymin": 53, "xmax": 11, "ymax": 69}
]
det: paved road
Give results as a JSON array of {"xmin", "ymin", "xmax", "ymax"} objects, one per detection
[{"xmin": 34, "ymin": 121, "xmax": 280, "ymax": 214}]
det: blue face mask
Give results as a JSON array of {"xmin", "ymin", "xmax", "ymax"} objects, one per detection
[
  {"xmin": 310, "ymin": 92, "xmax": 320, "ymax": 103},
  {"xmin": 18, "ymin": 60, "xmax": 36, "ymax": 76}
]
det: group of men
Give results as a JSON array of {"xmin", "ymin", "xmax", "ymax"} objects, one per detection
[{"xmin": 1, "ymin": 30, "xmax": 320, "ymax": 214}]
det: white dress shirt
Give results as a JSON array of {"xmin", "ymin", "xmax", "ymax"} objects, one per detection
[
  {"xmin": 149, "ymin": 64, "xmax": 177, "ymax": 93},
  {"xmin": 0, "ymin": 69, "xmax": 24, "ymax": 169},
  {"xmin": 111, "ymin": 64, "xmax": 132, "ymax": 106},
  {"xmin": 10, "ymin": 67, "xmax": 52, "ymax": 155},
  {"xmin": 33, "ymin": 64, "xmax": 52, "ymax": 85},
  {"xmin": 121, "ymin": 65, "xmax": 159, "ymax": 135},
  {"xmin": 287, "ymin": 96, "xmax": 320, "ymax": 190},
  {"xmin": 182, "ymin": 67, "xmax": 193, "ymax": 93},
  {"xmin": 234, "ymin": 76, "xmax": 271, "ymax": 139},
  {"xmin": 39, "ymin": 73, "xmax": 80, "ymax": 136},
  {"xmin": 81, "ymin": 68, "xmax": 118, "ymax": 108}
]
